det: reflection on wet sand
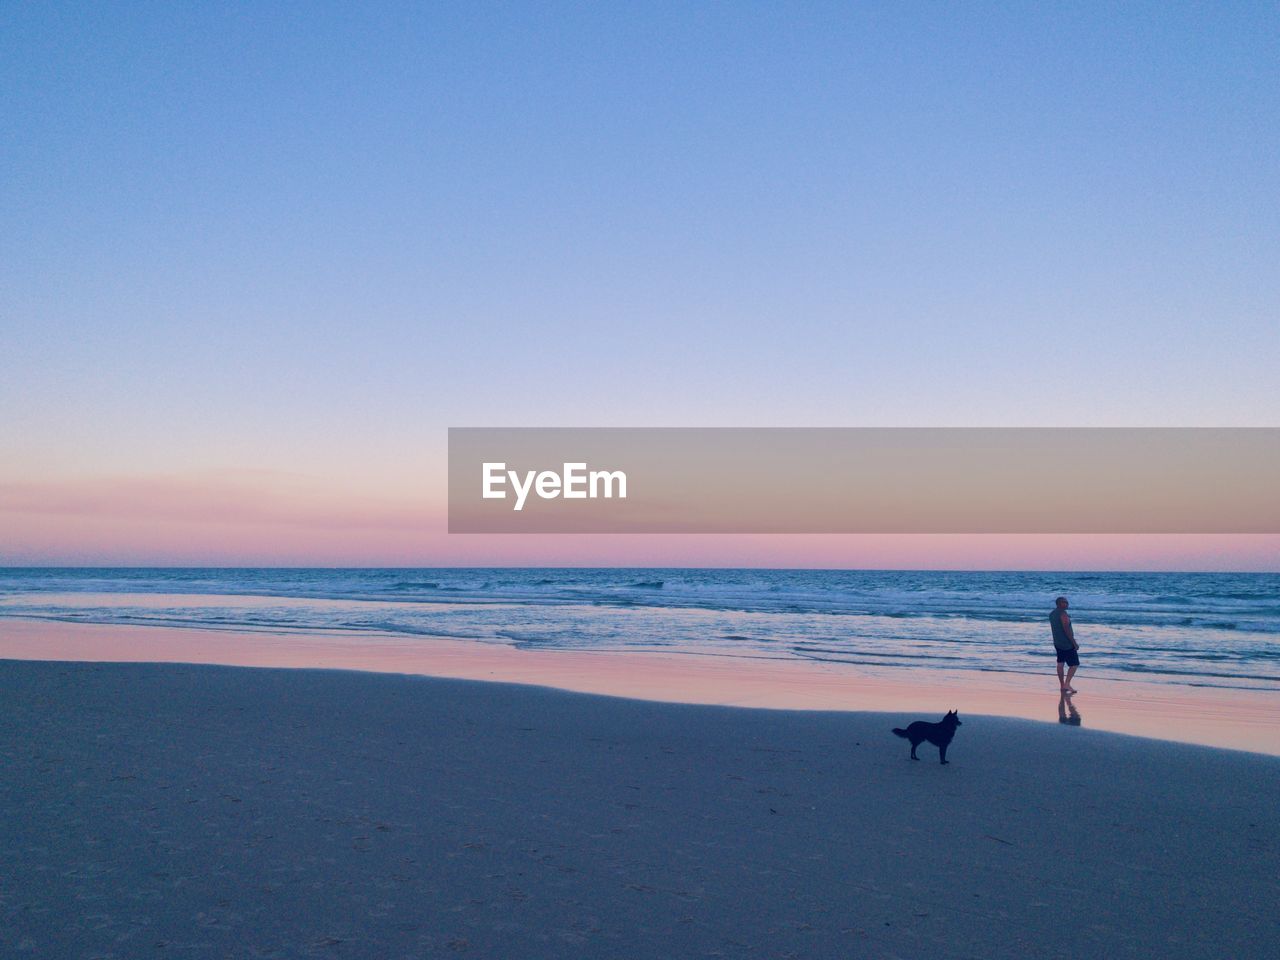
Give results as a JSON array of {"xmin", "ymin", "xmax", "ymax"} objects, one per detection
[
  {"xmin": 1058, "ymin": 689, "xmax": 1082, "ymax": 726},
  {"xmin": 1, "ymin": 617, "xmax": 1275, "ymax": 755}
]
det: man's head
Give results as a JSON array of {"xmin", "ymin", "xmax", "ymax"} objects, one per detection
[{"xmin": 1055, "ymin": 596, "xmax": 1069, "ymax": 609}]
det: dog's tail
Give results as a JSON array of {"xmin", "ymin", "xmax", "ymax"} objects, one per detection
[{"xmin": 891, "ymin": 727, "xmax": 908, "ymax": 738}]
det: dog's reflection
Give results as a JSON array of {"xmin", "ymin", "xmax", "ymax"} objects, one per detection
[{"xmin": 1057, "ymin": 689, "xmax": 1082, "ymax": 726}]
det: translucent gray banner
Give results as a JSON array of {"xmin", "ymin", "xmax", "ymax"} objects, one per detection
[{"xmin": 448, "ymin": 428, "xmax": 1280, "ymax": 533}]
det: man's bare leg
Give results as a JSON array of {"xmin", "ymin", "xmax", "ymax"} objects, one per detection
[
  {"xmin": 1064, "ymin": 664, "xmax": 1078, "ymax": 692},
  {"xmin": 1057, "ymin": 661, "xmax": 1067, "ymax": 690}
]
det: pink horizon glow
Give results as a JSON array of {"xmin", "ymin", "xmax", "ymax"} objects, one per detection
[{"xmin": 2, "ymin": 471, "xmax": 1278, "ymax": 569}]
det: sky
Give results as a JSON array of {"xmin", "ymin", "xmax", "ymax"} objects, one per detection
[{"xmin": 2, "ymin": 2, "xmax": 1278, "ymax": 568}]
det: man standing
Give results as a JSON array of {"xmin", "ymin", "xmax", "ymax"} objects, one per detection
[{"xmin": 1050, "ymin": 596, "xmax": 1079, "ymax": 692}]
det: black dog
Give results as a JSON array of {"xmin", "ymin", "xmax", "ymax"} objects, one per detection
[{"xmin": 892, "ymin": 710, "xmax": 962, "ymax": 764}]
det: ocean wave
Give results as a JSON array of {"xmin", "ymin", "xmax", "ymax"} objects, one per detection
[{"xmin": 2, "ymin": 567, "xmax": 1277, "ymax": 690}]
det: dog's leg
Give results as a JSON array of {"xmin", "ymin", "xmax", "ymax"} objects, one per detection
[
  {"xmin": 909, "ymin": 742, "xmax": 919, "ymax": 760},
  {"xmin": 939, "ymin": 743, "xmax": 949, "ymax": 765}
]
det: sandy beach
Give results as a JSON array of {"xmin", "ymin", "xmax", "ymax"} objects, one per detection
[
  {"xmin": 3, "ymin": 658, "xmax": 1277, "ymax": 959},
  {"xmin": 2, "ymin": 617, "xmax": 1276, "ymax": 755},
  {"xmin": 8, "ymin": 2, "xmax": 1278, "ymax": 957}
]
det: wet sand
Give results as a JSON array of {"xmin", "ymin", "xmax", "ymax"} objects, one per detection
[
  {"xmin": 2, "ymin": 658, "xmax": 1277, "ymax": 959},
  {"xmin": 0, "ymin": 617, "xmax": 1276, "ymax": 755}
]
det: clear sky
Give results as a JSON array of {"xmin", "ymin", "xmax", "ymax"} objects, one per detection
[{"xmin": 2, "ymin": 2, "xmax": 1278, "ymax": 567}]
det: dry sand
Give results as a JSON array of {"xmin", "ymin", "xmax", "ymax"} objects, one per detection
[{"xmin": 2, "ymin": 659, "xmax": 1277, "ymax": 959}]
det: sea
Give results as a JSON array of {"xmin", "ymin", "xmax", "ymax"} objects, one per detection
[{"xmin": 0, "ymin": 568, "xmax": 1276, "ymax": 692}]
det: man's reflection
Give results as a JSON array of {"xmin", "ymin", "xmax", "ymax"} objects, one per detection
[{"xmin": 1058, "ymin": 689, "xmax": 1082, "ymax": 726}]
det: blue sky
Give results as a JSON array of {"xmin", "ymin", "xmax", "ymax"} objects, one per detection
[{"xmin": 2, "ymin": 2, "xmax": 1277, "ymax": 564}]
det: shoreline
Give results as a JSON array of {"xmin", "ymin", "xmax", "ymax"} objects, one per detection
[
  {"xmin": 2, "ymin": 616, "xmax": 1276, "ymax": 756},
  {"xmin": 3, "ymin": 658, "xmax": 1277, "ymax": 958}
]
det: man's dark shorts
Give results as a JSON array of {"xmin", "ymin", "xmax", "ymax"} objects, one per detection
[{"xmin": 1056, "ymin": 647, "xmax": 1080, "ymax": 667}]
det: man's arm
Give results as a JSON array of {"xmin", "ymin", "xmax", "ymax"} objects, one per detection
[{"xmin": 1063, "ymin": 612, "xmax": 1078, "ymax": 649}]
